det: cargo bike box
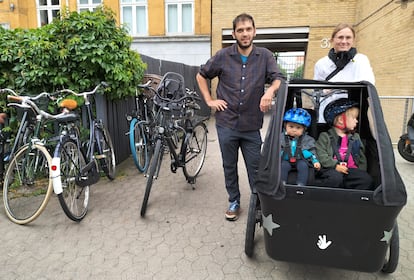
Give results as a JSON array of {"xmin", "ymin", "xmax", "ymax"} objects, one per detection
[{"xmin": 245, "ymin": 80, "xmax": 407, "ymax": 273}]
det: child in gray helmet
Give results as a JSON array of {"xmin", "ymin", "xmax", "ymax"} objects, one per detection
[{"xmin": 315, "ymin": 99, "xmax": 373, "ymax": 190}]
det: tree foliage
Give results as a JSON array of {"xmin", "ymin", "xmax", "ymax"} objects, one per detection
[{"xmin": 0, "ymin": 6, "xmax": 146, "ymax": 101}]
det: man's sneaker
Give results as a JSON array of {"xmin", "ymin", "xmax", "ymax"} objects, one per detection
[{"xmin": 225, "ymin": 201, "xmax": 240, "ymax": 221}]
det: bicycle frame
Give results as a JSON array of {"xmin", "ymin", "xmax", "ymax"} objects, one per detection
[
  {"xmin": 52, "ymin": 82, "xmax": 114, "ymax": 188},
  {"xmin": 148, "ymin": 106, "xmax": 195, "ymax": 178}
]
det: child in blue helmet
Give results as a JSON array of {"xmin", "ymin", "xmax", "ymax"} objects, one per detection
[
  {"xmin": 315, "ymin": 99, "xmax": 373, "ymax": 190},
  {"xmin": 281, "ymin": 108, "xmax": 321, "ymax": 186}
]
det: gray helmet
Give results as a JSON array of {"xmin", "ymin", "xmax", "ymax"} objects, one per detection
[{"xmin": 324, "ymin": 98, "xmax": 359, "ymax": 126}]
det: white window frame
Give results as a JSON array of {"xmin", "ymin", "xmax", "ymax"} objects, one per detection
[
  {"xmin": 78, "ymin": 0, "xmax": 103, "ymax": 12},
  {"xmin": 120, "ymin": 0, "xmax": 148, "ymax": 36},
  {"xmin": 165, "ymin": 0, "xmax": 194, "ymax": 35},
  {"xmin": 36, "ymin": 0, "xmax": 61, "ymax": 27},
  {"xmin": 1, "ymin": 23, "xmax": 10, "ymax": 30}
]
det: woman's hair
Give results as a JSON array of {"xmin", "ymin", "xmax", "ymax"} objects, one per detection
[
  {"xmin": 233, "ymin": 13, "xmax": 255, "ymax": 31},
  {"xmin": 331, "ymin": 23, "xmax": 356, "ymax": 39}
]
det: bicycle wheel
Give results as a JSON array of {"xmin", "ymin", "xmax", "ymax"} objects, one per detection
[
  {"xmin": 382, "ymin": 223, "xmax": 399, "ymax": 273},
  {"xmin": 141, "ymin": 138, "xmax": 163, "ymax": 217},
  {"xmin": 97, "ymin": 126, "xmax": 116, "ymax": 180},
  {"xmin": 245, "ymin": 193, "xmax": 261, "ymax": 257},
  {"xmin": 57, "ymin": 139, "xmax": 89, "ymax": 222},
  {"xmin": 183, "ymin": 122, "xmax": 207, "ymax": 180},
  {"xmin": 129, "ymin": 118, "xmax": 149, "ymax": 172},
  {"xmin": 3, "ymin": 144, "xmax": 53, "ymax": 225}
]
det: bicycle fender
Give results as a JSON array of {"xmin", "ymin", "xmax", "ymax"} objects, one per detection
[{"xmin": 51, "ymin": 157, "xmax": 63, "ymax": 194}]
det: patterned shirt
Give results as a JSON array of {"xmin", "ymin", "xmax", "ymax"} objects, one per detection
[{"xmin": 199, "ymin": 44, "xmax": 284, "ymax": 131}]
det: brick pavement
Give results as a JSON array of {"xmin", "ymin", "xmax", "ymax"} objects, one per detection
[{"xmin": 0, "ymin": 117, "xmax": 413, "ymax": 280}]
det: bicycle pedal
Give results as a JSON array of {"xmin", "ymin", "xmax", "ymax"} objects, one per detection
[
  {"xmin": 81, "ymin": 160, "xmax": 97, "ymax": 174},
  {"xmin": 95, "ymin": 154, "xmax": 106, "ymax": 159}
]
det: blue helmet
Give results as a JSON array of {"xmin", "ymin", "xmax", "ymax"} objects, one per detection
[
  {"xmin": 283, "ymin": 108, "xmax": 311, "ymax": 128},
  {"xmin": 324, "ymin": 98, "xmax": 359, "ymax": 126}
]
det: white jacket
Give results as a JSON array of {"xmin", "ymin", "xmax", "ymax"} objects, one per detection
[{"xmin": 313, "ymin": 53, "xmax": 375, "ymax": 85}]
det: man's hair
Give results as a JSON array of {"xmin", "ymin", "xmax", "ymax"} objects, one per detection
[
  {"xmin": 331, "ymin": 23, "xmax": 356, "ymax": 39},
  {"xmin": 232, "ymin": 13, "xmax": 255, "ymax": 31}
]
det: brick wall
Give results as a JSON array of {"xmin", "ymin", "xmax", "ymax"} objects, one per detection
[{"xmin": 210, "ymin": 0, "xmax": 414, "ymax": 142}]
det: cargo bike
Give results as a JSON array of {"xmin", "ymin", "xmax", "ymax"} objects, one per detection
[{"xmin": 245, "ymin": 80, "xmax": 407, "ymax": 273}]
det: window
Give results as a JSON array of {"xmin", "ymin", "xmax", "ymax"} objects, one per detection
[
  {"xmin": 165, "ymin": 0, "xmax": 194, "ymax": 35},
  {"xmin": 78, "ymin": 0, "xmax": 103, "ymax": 12},
  {"xmin": 1, "ymin": 23, "xmax": 10, "ymax": 30},
  {"xmin": 121, "ymin": 0, "xmax": 148, "ymax": 36},
  {"xmin": 37, "ymin": 0, "xmax": 60, "ymax": 27}
]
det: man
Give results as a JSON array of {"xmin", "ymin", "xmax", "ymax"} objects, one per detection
[{"xmin": 196, "ymin": 13, "xmax": 284, "ymax": 221}]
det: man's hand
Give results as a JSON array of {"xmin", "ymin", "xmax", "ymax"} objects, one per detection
[
  {"xmin": 207, "ymin": 99, "xmax": 228, "ymax": 111},
  {"xmin": 260, "ymin": 92, "xmax": 273, "ymax": 112}
]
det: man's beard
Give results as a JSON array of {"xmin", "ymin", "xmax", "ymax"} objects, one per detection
[{"xmin": 237, "ymin": 39, "xmax": 252, "ymax": 50}]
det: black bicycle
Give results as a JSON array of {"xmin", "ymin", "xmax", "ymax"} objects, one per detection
[
  {"xmin": 0, "ymin": 88, "xmax": 41, "ymax": 183},
  {"xmin": 52, "ymin": 82, "xmax": 116, "ymax": 221},
  {"xmin": 140, "ymin": 72, "xmax": 208, "ymax": 217}
]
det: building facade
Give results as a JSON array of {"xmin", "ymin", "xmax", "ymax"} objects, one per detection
[
  {"xmin": 210, "ymin": 0, "xmax": 414, "ymax": 141},
  {"xmin": 0, "ymin": 0, "xmax": 211, "ymax": 66},
  {"xmin": 1, "ymin": 1, "xmax": 413, "ymax": 139}
]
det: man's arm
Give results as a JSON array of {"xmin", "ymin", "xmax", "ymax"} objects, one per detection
[
  {"xmin": 196, "ymin": 73, "xmax": 228, "ymax": 111},
  {"xmin": 260, "ymin": 79, "xmax": 281, "ymax": 113}
]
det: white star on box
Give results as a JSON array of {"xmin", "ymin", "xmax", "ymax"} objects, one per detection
[
  {"xmin": 262, "ymin": 213, "xmax": 280, "ymax": 236},
  {"xmin": 380, "ymin": 229, "xmax": 393, "ymax": 244}
]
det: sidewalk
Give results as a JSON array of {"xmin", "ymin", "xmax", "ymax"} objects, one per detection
[{"xmin": 0, "ymin": 117, "xmax": 413, "ymax": 280}]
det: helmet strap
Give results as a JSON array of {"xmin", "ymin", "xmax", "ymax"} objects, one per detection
[{"xmin": 334, "ymin": 113, "xmax": 347, "ymax": 130}]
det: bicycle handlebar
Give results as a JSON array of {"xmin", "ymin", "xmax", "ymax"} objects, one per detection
[
  {"xmin": 137, "ymin": 80, "xmax": 152, "ymax": 88},
  {"xmin": 6, "ymin": 92, "xmax": 73, "ymax": 121},
  {"xmin": 56, "ymin": 82, "xmax": 108, "ymax": 101}
]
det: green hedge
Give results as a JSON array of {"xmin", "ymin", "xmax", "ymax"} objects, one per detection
[{"xmin": 0, "ymin": 6, "xmax": 146, "ymax": 103}]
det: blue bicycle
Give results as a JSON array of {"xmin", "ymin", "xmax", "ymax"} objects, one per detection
[{"xmin": 126, "ymin": 75, "xmax": 160, "ymax": 172}]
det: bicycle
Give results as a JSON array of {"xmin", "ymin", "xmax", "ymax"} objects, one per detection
[
  {"xmin": 294, "ymin": 88, "xmax": 349, "ymax": 122},
  {"xmin": 126, "ymin": 75, "xmax": 160, "ymax": 172},
  {"xmin": 52, "ymin": 82, "xmax": 116, "ymax": 221},
  {"xmin": 140, "ymin": 72, "xmax": 208, "ymax": 217},
  {"xmin": 2, "ymin": 90, "xmax": 76, "ymax": 224},
  {"xmin": 0, "ymin": 88, "xmax": 42, "ymax": 183}
]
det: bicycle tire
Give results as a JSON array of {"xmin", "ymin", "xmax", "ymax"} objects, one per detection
[
  {"xmin": 57, "ymin": 139, "xmax": 89, "ymax": 222},
  {"xmin": 129, "ymin": 118, "xmax": 149, "ymax": 172},
  {"xmin": 97, "ymin": 126, "xmax": 116, "ymax": 180},
  {"xmin": 141, "ymin": 138, "xmax": 163, "ymax": 217},
  {"xmin": 397, "ymin": 134, "xmax": 414, "ymax": 162},
  {"xmin": 382, "ymin": 223, "xmax": 400, "ymax": 273},
  {"xmin": 183, "ymin": 122, "xmax": 207, "ymax": 180},
  {"xmin": 3, "ymin": 143, "xmax": 53, "ymax": 225},
  {"xmin": 245, "ymin": 193, "xmax": 259, "ymax": 257}
]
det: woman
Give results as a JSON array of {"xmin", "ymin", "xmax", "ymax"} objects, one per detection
[
  {"xmin": 314, "ymin": 23, "xmax": 375, "ymax": 84},
  {"xmin": 314, "ymin": 23, "xmax": 375, "ymax": 123}
]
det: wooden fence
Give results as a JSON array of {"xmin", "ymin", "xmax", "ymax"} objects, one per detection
[{"xmin": 97, "ymin": 54, "xmax": 210, "ymax": 165}]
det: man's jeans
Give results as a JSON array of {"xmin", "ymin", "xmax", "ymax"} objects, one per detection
[{"xmin": 216, "ymin": 125, "xmax": 262, "ymax": 204}]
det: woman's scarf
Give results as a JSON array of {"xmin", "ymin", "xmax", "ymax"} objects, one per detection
[{"xmin": 328, "ymin": 47, "xmax": 357, "ymax": 69}]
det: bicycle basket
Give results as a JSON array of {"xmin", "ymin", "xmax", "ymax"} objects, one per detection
[{"xmin": 141, "ymin": 74, "xmax": 162, "ymax": 98}]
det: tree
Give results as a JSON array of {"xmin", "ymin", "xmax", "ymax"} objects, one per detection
[
  {"xmin": 0, "ymin": 6, "xmax": 146, "ymax": 101},
  {"xmin": 292, "ymin": 64, "xmax": 304, "ymax": 79}
]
